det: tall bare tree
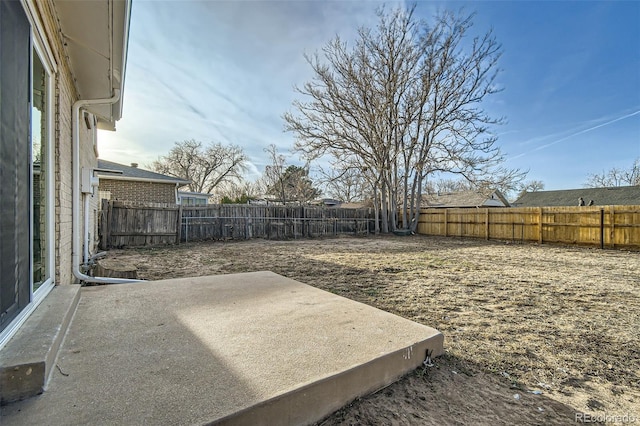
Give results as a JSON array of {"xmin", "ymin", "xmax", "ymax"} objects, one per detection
[
  {"xmin": 261, "ymin": 144, "xmax": 288, "ymax": 203},
  {"xmin": 425, "ymin": 178, "xmax": 477, "ymax": 194},
  {"xmin": 515, "ymin": 179, "xmax": 545, "ymax": 199},
  {"xmin": 216, "ymin": 179, "xmax": 262, "ymax": 204},
  {"xmin": 270, "ymin": 165, "xmax": 320, "ymax": 203},
  {"xmin": 317, "ymin": 155, "xmax": 372, "ymax": 203},
  {"xmin": 423, "ymin": 176, "xmax": 533, "ymax": 202},
  {"xmin": 151, "ymin": 139, "xmax": 247, "ymax": 194},
  {"xmin": 585, "ymin": 157, "xmax": 640, "ymax": 187},
  {"xmin": 259, "ymin": 144, "xmax": 320, "ymax": 204},
  {"xmin": 284, "ymin": 6, "xmax": 524, "ymax": 232}
]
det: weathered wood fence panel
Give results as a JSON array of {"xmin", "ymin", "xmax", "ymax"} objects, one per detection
[
  {"xmin": 417, "ymin": 205, "xmax": 640, "ymax": 249},
  {"xmin": 181, "ymin": 205, "xmax": 373, "ymax": 242},
  {"xmin": 99, "ymin": 201, "xmax": 373, "ymax": 248},
  {"xmin": 100, "ymin": 200, "xmax": 180, "ymax": 248}
]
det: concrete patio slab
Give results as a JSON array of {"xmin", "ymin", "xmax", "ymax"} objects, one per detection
[{"xmin": 0, "ymin": 271, "xmax": 443, "ymax": 425}]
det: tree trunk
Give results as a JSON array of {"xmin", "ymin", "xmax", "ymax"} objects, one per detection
[
  {"xmin": 402, "ymin": 169, "xmax": 410, "ymax": 229},
  {"xmin": 373, "ymin": 187, "xmax": 380, "ymax": 234},
  {"xmin": 380, "ymin": 180, "xmax": 389, "ymax": 233},
  {"xmin": 410, "ymin": 176, "xmax": 423, "ymax": 233},
  {"xmin": 408, "ymin": 172, "xmax": 418, "ymax": 229}
]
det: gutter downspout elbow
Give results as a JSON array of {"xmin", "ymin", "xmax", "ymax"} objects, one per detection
[{"xmin": 72, "ymin": 90, "xmax": 144, "ymax": 284}]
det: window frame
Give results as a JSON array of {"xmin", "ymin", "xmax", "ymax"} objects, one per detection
[{"xmin": 30, "ymin": 32, "xmax": 55, "ymax": 302}]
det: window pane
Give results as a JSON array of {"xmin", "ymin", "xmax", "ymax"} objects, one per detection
[{"xmin": 32, "ymin": 48, "xmax": 48, "ymax": 291}]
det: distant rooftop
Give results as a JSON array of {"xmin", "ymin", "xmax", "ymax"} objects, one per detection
[
  {"xmin": 97, "ymin": 160, "xmax": 190, "ymax": 185},
  {"xmin": 513, "ymin": 186, "xmax": 640, "ymax": 207},
  {"xmin": 421, "ymin": 190, "xmax": 509, "ymax": 208},
  {"xmin": 178, "ymin": 191, "xmax": 211, "ymax": 197}
]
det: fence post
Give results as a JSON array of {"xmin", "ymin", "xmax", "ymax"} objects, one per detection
[
  {"xmin": 610, "ymin": 206, "xmax": 615, "ymax": 249},
  {"xmin": 106, "ymin": 200, "xmax": 113, "ymax": 249},
  {"xmin": 99, "ymin": 199, "xmax": 109, "ymax": 250},
  {"xmin": 267, "ymin": 207, "xmax": 271, "ymax": 239},
  {"xmin": 176, "ymin": 204, "xmax": 183, "ymax": 244},
  {"xmin": 485, "ymin": 208, "xmax": 490, "ymax": 240},
  {"xmin": 538, "ymin": 207, "xmax": 543, "ymax": 245},
  {"xmin": 600, "ymin": 208, "xmax": 605, "ymax": 249},
  {"xmin": 444, "ymin": 209, "xmax": 448, "ymax": 237},
  {"xmin": 245, "ymin": 206, "xmax": 251, "ymax": 240}
]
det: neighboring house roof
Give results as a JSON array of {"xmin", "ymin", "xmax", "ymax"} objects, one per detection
[
  {"xmin": 421, "ymin": 190, "xmax": 510, "ymax": 208},
  {"xmin": 96, "ymin": 160, "xmax": 190, "ymax": 186},
  {"xmin": 178, "ymin": 191, "xmax": 210, "ymax": 198},
  {"xmin": 513, "ymin": 186, "xmax": 640, "ymax": 207},
  {"xmin": 339, "ymin": 202, "xmax": 369, "ymax": 209},
  {"xmin": 312, "ymin": 198, "xmax": 342, "ymax": 207},
  {"xmin": 53, "ymin": 0, "xmax": 131, "ymax": 129}
]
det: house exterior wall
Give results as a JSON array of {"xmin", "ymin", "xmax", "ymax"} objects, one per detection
[
  {"xmin": 99, "ymin": 180, "xmax": 178, "ymax": 204},
  {"xmin": 35, "ymin": 0, "xmax": 99, "ymax": 284},
  {"xmin": 178, "ymin": 194, "xmax": 209, "ymax": 206},
  {"xmin": 179, "ymin": 196, "xmax": 207, "ymax": 206}
]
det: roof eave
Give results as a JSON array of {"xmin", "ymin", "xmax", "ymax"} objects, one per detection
[
  {"xmin": 97, "ymin": 174, "xmax": 191, "ymax": 186},
  {"xmin": 53, "ymin": 0, "xmax": 131, "ymax": 130}
]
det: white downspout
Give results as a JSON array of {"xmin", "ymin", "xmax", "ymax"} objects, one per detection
[
  {"xmin": 83, "ymin": 193, "xmax": 90, "ymax": 264},
  {"xmin": 72, "ymin": 90, "xmax": 143, "ymax": 284}
]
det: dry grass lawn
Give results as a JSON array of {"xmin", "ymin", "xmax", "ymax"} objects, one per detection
[{"xmin": 105, "ymin": 235, "xmax": 639, "ymax": 425}]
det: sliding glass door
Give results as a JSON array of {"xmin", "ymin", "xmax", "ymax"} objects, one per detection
[{"xmin": 0, "ymin": 0, "xmax": 54, "ymax": 343}]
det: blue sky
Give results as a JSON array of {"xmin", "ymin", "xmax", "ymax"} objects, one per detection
[{"xmin": 98, "ymin": 0, "xmax": 640, "ymax": 191}]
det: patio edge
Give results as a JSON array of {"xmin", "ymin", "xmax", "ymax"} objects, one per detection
[
  {"xmin": 0, "ymin": 285, "xmax": 80, "ymax": 404},
  {"xmin": 211, "ymin": 332, "xmax": 444, "ymax": 426}
]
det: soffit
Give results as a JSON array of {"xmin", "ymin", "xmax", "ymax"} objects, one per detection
[{"xmin": 53, "ymin": 0, "xmax": 130, "ymax": 129}]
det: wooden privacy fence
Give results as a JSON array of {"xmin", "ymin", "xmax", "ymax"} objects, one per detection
[
  {"xmin": 99, "ymin": 200, "xmax": 373, "ymax": 249},
  {"xmin": 417, "ymin": 205, "xmax": 640, "ymax": 249},
  {"xmin": 99, "ymin": 200, "xmax": 182, "ymax": 248},
  {"xmin": 182, "ymin": 205, "xmax": 372, "ymax": 242}
]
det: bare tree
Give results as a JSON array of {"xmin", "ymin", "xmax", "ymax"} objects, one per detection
[
  {"xmin": 317, "ymin": 155, "xmax": 372, "ymax": 202},
  {"xmin": 521, "ymin": 179, "xmax": 545, "ymax": 192},
  {"xmin": 152, "ymin": 139, "xmax": 247, "ymax": 194},
  {"xmin": 585, "ymin": 158, "xmax": 640, "ymax": 187},
  {"xmin": 425, "ymin": 178, "xmax": 479, "ymax": 194},
  {"xmin": 216, "ymin": 179, "xmax": 262, "ymax": 204},
  {"xmin": 261, "ymin": 144, "xmax": 288, "ymax": 203},
  {"xmin": 273, "ymin": 165, "xmax": 321, "ymax": 203},
  {"xmin": 513, "ymin": 179, "xmax": 545, "ymax": 200},
  {"xmin": 284, "ymin": 6, "xmax": 524, "ymax": 233},
  {"xmin": 259, "ymin": 144, "xmax": 321, "ymax": 204},
  {"xmin": 423, "ymin": 175, "xmax": 530, "ymax": 202}
]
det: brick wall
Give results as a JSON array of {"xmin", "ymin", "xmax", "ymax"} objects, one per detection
[
  {"xmin": 35, "ymin": 0, "xmax": 100, "ymax": 284},
  {"xmin": 99, "ymin": 180, "xmax": 177, "ymax": 204}
]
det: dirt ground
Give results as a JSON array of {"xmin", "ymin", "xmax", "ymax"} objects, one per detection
[{"xmin": 104, "ymin": 235, "xmax": 639, "ymax": 425}]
